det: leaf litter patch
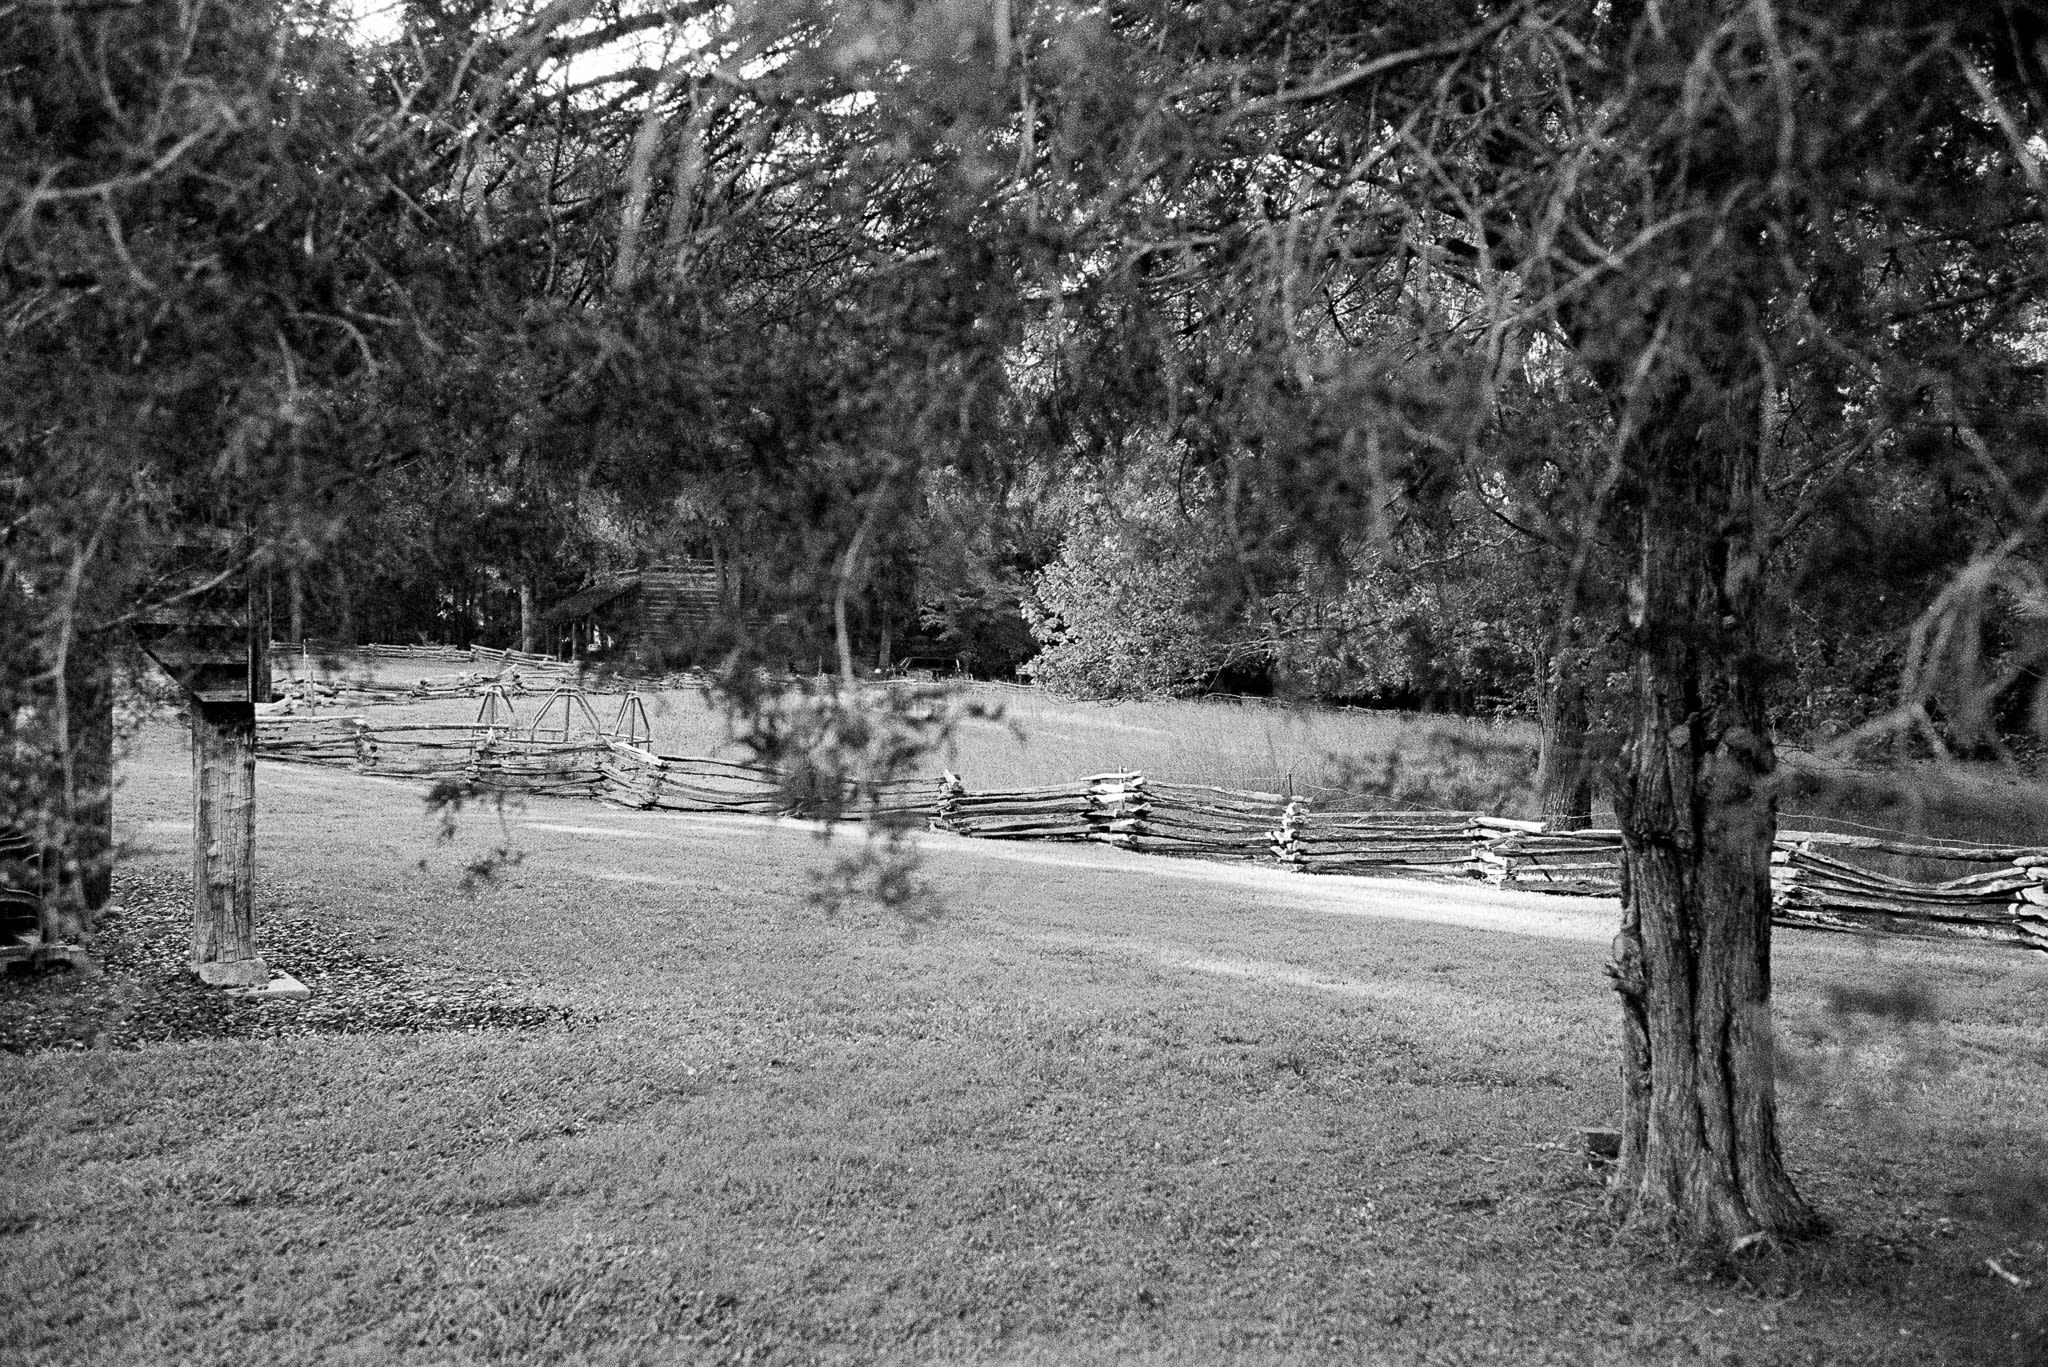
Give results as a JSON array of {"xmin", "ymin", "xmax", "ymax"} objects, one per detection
[{"xmin": 0, "ymin": 871, "xmax": 585, "ymax": 1055}]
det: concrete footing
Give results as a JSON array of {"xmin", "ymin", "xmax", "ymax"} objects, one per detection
[{"xmin": 224, "ymin": 970, "xmax": 311, "ymax": 1000}]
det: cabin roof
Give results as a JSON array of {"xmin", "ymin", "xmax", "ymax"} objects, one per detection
[
  {"xmin": 543, "ymin": 563, "xmax": 721, "ymax": 626},
  {"xmin": 542, "ymin": 575, "xmax": 640, "ymax": 624}
]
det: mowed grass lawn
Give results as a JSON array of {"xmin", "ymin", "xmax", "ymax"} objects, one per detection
[{"xmin": 3, "ymin": 721, "xmax": 2046, "ymax": 1364}]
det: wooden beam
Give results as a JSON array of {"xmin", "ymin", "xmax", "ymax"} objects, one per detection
[{"xmin": 190, "ymin": 700, "xmax": 265, "ymax": 986}]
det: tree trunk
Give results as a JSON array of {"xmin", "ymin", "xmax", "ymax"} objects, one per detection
[
  {"xmin": 250, "ymin": 579, "xmax": 272, "ymax": 704},
  {"xmin": 191, "ymin": 700, "xmax": 265, "ymax": 986},
  {"xmin": 1604, "ymin": 373, "xmax": 1821, "ymax": 1247},
  {"xmin": 334, "ymin": 566, "xmax": 355, "ymax": 646},
  {"xmin": 286, "ymin": 563, "xmax": 305, "ymax": 646},
  {"xmin": 60, "ymin": 630, "xmax": 115, "ymax": 918},
  {"xmin": 1534, "ymin": 655, "xmax": 1593, "ymax": 830},
  {"xmin": 519, "ymin": 580, "xmax": 538, "ymax": 653}
]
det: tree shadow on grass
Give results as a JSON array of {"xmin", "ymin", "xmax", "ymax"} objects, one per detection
[
  {"xmin": 1664, "ymin": 1217, "xmax": 2048, "ymax": 1367},
  {"xmin": 1731, "ymin": 970, "xmax": 2048, "ymax": 1364}
]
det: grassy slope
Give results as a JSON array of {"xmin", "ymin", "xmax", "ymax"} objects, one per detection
[
  {"xmin": 1, "ymin": 722, "xmax": 2043, "ymax": 1365},
  {"xmin": 276, "ymin": 661, "xmax": 2048, "ymax": 845},
  {"xmin": 273, "ymin": 666, "xmax": 1544, "ymax": 812}
]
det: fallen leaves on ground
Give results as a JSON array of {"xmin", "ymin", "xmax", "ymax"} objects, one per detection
[{"xmin": 0, "ymin": 871, "xmax": 582, "ymax": 1054}]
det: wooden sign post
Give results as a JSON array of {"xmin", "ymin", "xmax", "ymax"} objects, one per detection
[{"xmin": 135, "ymin": 566, "xmax": 270, "ymax": 987}]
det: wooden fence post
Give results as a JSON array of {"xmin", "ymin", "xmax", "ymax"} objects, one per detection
[
  {"xmin": 191, "ymin": 699, "xmax": 264, "ymax": 985},
  {"xmin": 1274, "ymin": 796, "xmax": 1308, "ymax": 869},
  {"xmin": 135, "ymin": 538, "xmax": 270, "ymax": 987},
  {"xmin": 935, "ymin": 772, "xmax": 966, "ymax": 833}
]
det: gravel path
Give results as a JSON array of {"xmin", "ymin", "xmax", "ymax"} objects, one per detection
[{"xmin": 0, "ymin": 871, "xmax": 583, "ymax": 1055}]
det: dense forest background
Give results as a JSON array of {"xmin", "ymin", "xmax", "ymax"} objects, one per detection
[{"xmin": 10, "ymin": 0, "xmax": 2039, "ymax": 738}]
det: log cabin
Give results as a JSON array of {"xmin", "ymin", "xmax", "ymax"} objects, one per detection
[{"xmin": 543, "ymin": 560, "xmax": 726, "ymax": 662}]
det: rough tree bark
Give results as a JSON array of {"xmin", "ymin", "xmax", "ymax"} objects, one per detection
[
  {"xmin": 250, "ymin": 583, "xmax": 272, "ymax": 704},
  {"xmin": 334, "ymin": 563, "xmax": 357, "ymax": 646},
  {"xmin": 1602, "ymin": 315, "xmax": 1821, "ymax": 1245},
  {"xmin": 520, "ymin": 580, "xmax": 538, "ymax": 653},
  {"xmin": 286, "ymin": 563, "xmax": 305, "ymax": 645},
  {"xmin": 60, "ymin": 630, "xmax": 116, "ymax": 918},
  {"xmin": 1534, "ymin": 655, "xmax": 1593, "ymax": 830},
  {"xmin": 1471, "ymin": 0, "xmax": 1826, "ymax": 1248}
]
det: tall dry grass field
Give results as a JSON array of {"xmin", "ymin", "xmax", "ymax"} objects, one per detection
[
  {"xmin": 936, "ymin": 688, "xmax": 1541, "ymax": 813},
  {"xmin": 614, "ymin": 681, "xmax": 1541, "ymax": 815}
]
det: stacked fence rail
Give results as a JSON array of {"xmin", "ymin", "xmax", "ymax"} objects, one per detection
[
  {"xmin": 472, "ymin": 738, "xmax": 613, "ymax": 798},
  {"xmin": 1471, "ymin": 827, "xmax": 1626, "ymax": 896},
  {"xmin": 355, "ymin": 722, "xmax": 497, "ymax": 779},
  {"xmin": 254, "ymin": 715, "xmax": 367, "ymax": 767},
  {"xmin": 600, "ymin": 745, "xmax": 788, "ymax": 816},
  {"xmin": 268, "ymin": 642, "xmax": 694, "ymax": 706},
  {"xmin": 250, "ymin": 697, "xmax": 2048, "ymax": 955},
  {"xmin": 1132, "ymin": 782, "xmax": 1283, "ymax": 859},
  {"xmin": 1280, "ymin": 808, "xmax": 1500, "ymax": 876},
  {"xmin": 932, "ymin": 773, "xmax": 1139, "ymax": 841},
  {"xmin": 1772, "ymin": 832, "xmax": 2048, "ymax": 951}
]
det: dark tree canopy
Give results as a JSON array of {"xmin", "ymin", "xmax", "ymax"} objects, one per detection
[{"xmin": 8, "ymin": 0, "xmax": 2048, "ymax": 1249}]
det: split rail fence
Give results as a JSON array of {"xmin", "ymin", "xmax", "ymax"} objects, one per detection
[
  {"xmin": 267, "ymin": 640, "xmax": 692, "ymax": 709},
  {"xmin": 255, "ymin": 686, "xmax": 2048, "ymax": 955}
]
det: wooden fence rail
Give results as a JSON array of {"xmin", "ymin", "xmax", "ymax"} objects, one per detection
[
  {"xmin": 251, "ymin": 711, "xmax": 2048, "ymax": 954},
  {"xmin": 600, "ymin": 744, "xmax": 787, "ymax": 815},
  {"xmin": 1136, "ymin": 782, "xmax": 1284, "ymax": 860},
  {"xmin": 266, "ymin": 642, "xmax": 687, "ymax": 708},
  {"xmin": 1471, "ymin": 827, "xmax": 1627, "ymax": 896},
  {"xmin": 1769, "ymin": 833, "xmax": 2048, "ymax": 952}
]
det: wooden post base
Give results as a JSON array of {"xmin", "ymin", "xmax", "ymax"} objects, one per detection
[
  {"xmin": 196, "ymin": 957, "xmax": 269, "ymax": 987},
  {"xmin": 191, "ymin": 700, "xmax": 260, "ymax": 981}
]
